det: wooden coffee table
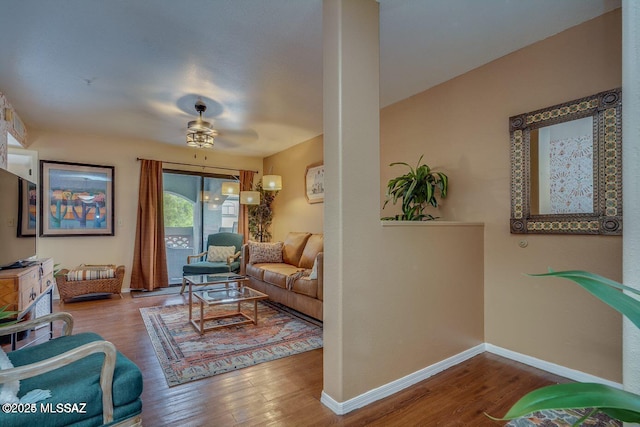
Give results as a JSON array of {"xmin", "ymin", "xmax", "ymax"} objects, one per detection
[{"xmin": 188, "ymin": 281, "xmax": 268, "ymax": 335}]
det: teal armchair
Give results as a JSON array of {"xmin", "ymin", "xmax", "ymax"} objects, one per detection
[
  {"xmin": 0, "ymin": 312, "xmax": 143, "ymax": 427},
  {"xmin": 181, "ymin": 232, "xmax": 244, "ymax": 293}
]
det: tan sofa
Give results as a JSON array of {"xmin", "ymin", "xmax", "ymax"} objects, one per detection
[{"xmin": 241, "ymin": 232, "xmax": 323, "ymax": 320}]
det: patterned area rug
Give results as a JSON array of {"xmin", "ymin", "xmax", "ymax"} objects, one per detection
[
  {"xmin": 506, "ymin": 408, "xmax": 621, "ymax": 426},
  {"xmin": 140, "ymin": 300, "xmax": 323, "ymax": 386}
]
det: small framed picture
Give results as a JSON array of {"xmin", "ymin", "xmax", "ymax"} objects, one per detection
[
  {"xmin": 305, "ymin": 163, "xmax": 324, "ymax": 204},
  {"xmin": 17, "ymin": 178, "xmax": 37, "ymax": 237},
  {"xmin": 40, "ymin": 160, "xmax": 115, "ymax": 237}
]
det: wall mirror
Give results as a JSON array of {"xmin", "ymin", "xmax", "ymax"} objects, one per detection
[{"xmin": 509, "ymin": 88, "xmax": 622, "ymax": 235}]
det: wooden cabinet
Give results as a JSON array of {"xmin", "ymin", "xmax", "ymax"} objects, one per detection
[{"xmin": 0, "ymin": 258, "xmax": 54, "ymax": 317}]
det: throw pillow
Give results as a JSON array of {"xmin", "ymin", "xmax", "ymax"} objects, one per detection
[
  {"xmin": 309, "ymin": 257, "xmax": 318, "ymax": 280},
  {"xmin": 0, "ymin": 346, "xmax": 19, "ymax": 404},
  {"xmin": 207, "ymin": 245, "xmax": 236, "ymax": 263},
  {"xmin": 248, "ymin": 241, "xmax": 283, "ymax": 264}
]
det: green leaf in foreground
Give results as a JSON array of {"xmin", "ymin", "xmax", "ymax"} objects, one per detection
[
  {"xmin": 488, "ymin": 383, "xmax": 640, "ymax": 423},
  {"xmin": 0, "ymin": 304, "xmax": 18, "ymax": 321},
  {"xmin": 531, "ymin": 270, "xmax": 640, "ymax": 331},
  {"xmin": 0, "ymin": 304, "xmax": 18, "ymax": 326},
  {"xmin": 491, "ymin": 270, "xmax": 640, "ymax": 425}
]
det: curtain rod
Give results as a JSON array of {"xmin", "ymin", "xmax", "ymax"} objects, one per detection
[{"xmin": 136, "ymin": 157, "xmax": 258, "ymax": 174}]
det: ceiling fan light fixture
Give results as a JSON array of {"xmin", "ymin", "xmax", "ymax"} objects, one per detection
[
  {"xmin": 186, "ymin": 100, "xmax": 218, "ymax": 149},
  {"xmin": 187, "ymin": 118, "xmax": 215, "ymax": 133},
  {"xmin": 186, "ymin": 130, "xmax": 216, "ymax": 148}
]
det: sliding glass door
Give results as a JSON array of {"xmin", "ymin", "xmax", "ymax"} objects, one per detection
[{"xmin": 163, "ymin": 171, "xmax": 239, "ymax": 284}]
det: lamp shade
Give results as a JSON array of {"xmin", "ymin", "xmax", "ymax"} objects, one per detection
[
  {"xmin": 262, "ymin": 175, "xmax": 282, "ymax": 191},
  {"xmin": 221, "ymin": 182, "xmax": 240, "ymax": 195},
  {"xmin": 240, "ymin": 191, "xmax": 260, "ymax": 205}
]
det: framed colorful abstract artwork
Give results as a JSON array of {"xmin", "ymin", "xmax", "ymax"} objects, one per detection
[{"xmin": 40, "ymin": 160, "xmax": 115, "ymax": 237}]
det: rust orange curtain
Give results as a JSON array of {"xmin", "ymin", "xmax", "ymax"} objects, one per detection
[
  {"xmin": 131, "ymin": 160, "xmax": 169, "ymax": 290},
  {"xmin": 238, "ymin": 170, "xmax": 255, "ymax": 243}
]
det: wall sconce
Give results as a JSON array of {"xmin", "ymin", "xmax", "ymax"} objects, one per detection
[
  {"xmin": 262, "ymin": 175, "xmax": 282, "ymax": 191},
  {"xmin": 240, "ymin": 191, "xmax": 260, "ymax": 205},
  {"xmin": 221, "ymin": 181, "xmax": 240, "ymax": 196}
]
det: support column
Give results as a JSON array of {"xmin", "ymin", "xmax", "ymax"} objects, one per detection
[
  {"xmin": 622, "ymin": 0, "xmax": 640, "ymax": 408},
  {"xmin": 322, "ymin": 0, "xmax": 380, "ymax": 406}
]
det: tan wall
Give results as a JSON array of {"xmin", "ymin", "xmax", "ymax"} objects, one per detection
[
  {"xmin": 28, "ymin": 129, "xmax": 262, "ymax": 290},
  {"xmin": 380, "ymin": 10, "xmax": 622, "ymax": 381},
  {"xmin": 263, "ymin": 135, "xmax": 323, "ymax": 242},
  {"xmin": 322, "ymin": 0, "xmax": 485, "ymax": 403},
  {"xmin": 344, "ymin": 222, "xmax": 485, "ymax": 399}
]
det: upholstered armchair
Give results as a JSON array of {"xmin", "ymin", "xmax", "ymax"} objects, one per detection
[
  {"xmin": 181, "ymin": 232, "xmax": 244, "ymax": 293},
  {"xmin": 0, "ymin": 312, "xmax": 143, "ymax": 427}
]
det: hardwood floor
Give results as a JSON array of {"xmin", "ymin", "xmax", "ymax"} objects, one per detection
[{"xmin": 11, "ymin": 293, "xmax": 569, "ymax": 426}]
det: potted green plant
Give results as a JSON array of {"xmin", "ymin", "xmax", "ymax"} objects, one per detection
[
  {"xmin": 491, "ymin": 270, "xmax": 640, "ymax": 425},
  {"xmin": 248, "ymin": 181, "xmax": 278, "ymax": 242},
  {"xmin": 382, "ymin": 155, "xmax": 448, "ymax": 220},
  {"xmin": 0, "ymin": 304, "xmax": 18, "ymax": 325}
]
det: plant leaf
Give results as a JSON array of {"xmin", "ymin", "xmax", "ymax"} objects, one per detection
[
  {"xmin": 425, "ymin": 180, "xmax": 433, "ymax": 205},
  {"xmin": 436, "ymin": 172, "xmax": 448, "ymax": 198},
  {"xmin": 389, "ymin": 161, "xmax": 411, "ymax": 168},
  {"xmin": 415, "ymin": 154, "xmax": 424, "ymax": 172},
  {"xmin": 535, "ymin": 270, "xmax": 640, "ymax": 296},
  {"xmin": 490, "ymin": 383, "xmax": 640, "ymax": 422},
  {"xmin": 531, "ymin": 270, "xmax": 640, "ymax": 330}
]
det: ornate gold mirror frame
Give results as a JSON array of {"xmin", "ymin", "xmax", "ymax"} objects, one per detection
[{"xmin": 509, "ymin": 88, "xmax": 622, "ymax": 235}]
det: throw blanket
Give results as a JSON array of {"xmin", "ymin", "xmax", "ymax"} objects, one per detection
[
  {"xmin": 286, "ymin": 269, "xmax": 312, "ymax": 290},
  {"xmin": 0, "ymin": 347, "xmax": 50, "ymax": 404}
]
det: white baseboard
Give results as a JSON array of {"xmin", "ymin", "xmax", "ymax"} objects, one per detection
[
  {"xmin": 485, "ymin": 343, "xmax": 622, "ymax": 389},
  {"xmin": 321, "ymin": 342, "xmax": 622, "ymax": 415},
  {"xmin": 320, "ymin": 343, "xmax": 485, "ymax": 415}
]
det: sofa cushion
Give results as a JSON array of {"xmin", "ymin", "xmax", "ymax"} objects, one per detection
[
  {"xmin": 261, "ymin": 264, "xmax": 304, "ymax": 289},
  {"xmin": 282, "ymin": 232, "xmax": 311, "ymax": 266},
  {"xmin": 66, "ymin": 264, "xmax": 116, "ymax": 281},
  {"xmin": 4, "ymin": 332, "xmax": 143, "ymax": 427},
  {"xmin": 248, "ymin": 241, "xmax": 284, "ymax": 264},
  {"xmin": 291, "ymin": 276, "xmax": 318, "ymax": 298},
  {"xmin": 299, "ymin": 234, "xmax": 323, "ymax": 269},
  {"xmin": 246, "ymin": 263, "xmax": 265, "ymax": 280}
]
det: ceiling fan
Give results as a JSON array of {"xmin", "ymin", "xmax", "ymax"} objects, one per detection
[{"xmin": 186, "ymin": 100, "xmax": 218, "ymax": 149}]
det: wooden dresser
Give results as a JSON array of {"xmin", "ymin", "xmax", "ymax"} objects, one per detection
[{"xmin": 0, "ymin": 257, "xmax": 54, "ymax": 317}]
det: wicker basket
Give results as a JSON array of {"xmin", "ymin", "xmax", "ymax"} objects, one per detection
[{"xmin": 55, "ymin": 265, "xmax": 125, "ymax": 303}]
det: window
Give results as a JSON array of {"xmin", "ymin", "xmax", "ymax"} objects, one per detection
[{"xmin": 162, "ymin": 171, "xmax": 239, "ymax": 284}]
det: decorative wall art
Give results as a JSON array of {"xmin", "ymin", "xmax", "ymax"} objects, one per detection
[
  {"xmin": 305, "ymin": 163, "xmax": 324, "ymax": 204},
  {"xmin": 17, "ymin": 178, "xmax": 37, "ymax": 237},
  {"xmin": 40, "ymin": 160, "xmax": 115, "ymax": 236},
  {"xmin": 547, "ymin": 133, "xmax": 593, "ymax": 214},
  {"xmin": 509, "ymin": 88, "xmax": 622, "ymax": 235}
]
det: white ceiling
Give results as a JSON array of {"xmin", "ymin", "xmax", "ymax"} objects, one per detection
[{"xmin": 0, "ymin": 0, "xmax": 620, "ymax": 157}]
